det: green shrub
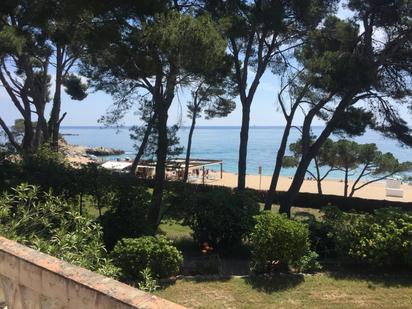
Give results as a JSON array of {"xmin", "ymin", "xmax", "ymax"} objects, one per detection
[
  {"xmin": 111, "ymin": 236, "xmax": 183, "ymax": 282},
  {"xmin": 137, "ymin": 267, "xmax": 160, "ymax": 292},
  {"xmin": 250, "ymin": 212, "xmax": 310, "ymax": 273},
  {"xmin": 296, "ymin": 250, "xmax": 322, "ymax": 273},
  {"xmin": 0, "ymin": 183, "xmax": 118, "ymax": 277},
  {"xmin": 325, "ymin": 207, "xmax": 412, "ymax": 268},
  {"xmin": 164, "ymin": 182, "xmax": 198, "ymax": 220},
  {"xmin": 24, "ymin": 143, "xmax": 67, "ymax": 167},
  {"xmin": 100, "ymin": 186, "xmax": 151, "ymax": 250},
  {"xmin": 307, "ymin": 206, "xmax": 351, "ymax": 258},
  {"xmin": 187, "ymin": 189, "xmax": 259, "ymax": 248}
]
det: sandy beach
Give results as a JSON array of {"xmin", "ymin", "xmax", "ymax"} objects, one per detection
[{"xmin": 197, "ymin": 172, "xmax": 412, "ymax": 203}]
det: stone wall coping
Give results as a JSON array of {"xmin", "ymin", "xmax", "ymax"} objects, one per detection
[{"xmin": 0, "ymin": 236, "xmax": 185, "ymax": 308}]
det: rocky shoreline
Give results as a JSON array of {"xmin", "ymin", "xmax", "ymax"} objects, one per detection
[
  {"xmin": 59, "ymin": 138, "xmax": 125, "ymax": 165},
  {"xmin": 85, "ymin": 147, "xmax": 125, "ymax": 156}
]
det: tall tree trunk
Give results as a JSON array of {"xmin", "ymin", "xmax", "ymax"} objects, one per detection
[
  {"xmin": 147, "ymin": 67, "xmax": 177, "ymax": 230},
  {"xmin": 237, "ymin": 103, "xmax": 251, "ymax": 190},
  {"xmin": 279, "ymin": 153, "xmax": 314, "ymax": 217},
  {"xmin": 33, "ymin": 109, "xmax": 49, "ymax": 148},
  {"xmin": 32, "ymin": 57, "xmax": 50, "ymax": 149},
  {"xmin": 316, "ymin": 179, "xmax": 323, "ymax": 195},
  {"xmin": 264, "ymin": 117, "xmax": 293, "ymax": 210},
  {"xmin": 264, "ymin": 84, "xmax": 309, "ymax": 209},
  {"xmin": 49, "ymin": 46, "xmax": 63, "ymax": 151},
  {"xmin": 314, "ymin": 159, "xmax": 323, "ymax": 195},
  {"xmin": 343, "ymin": 167, "xmax": 349, "ymax": 197},
  {"xmin": 21, "ymin": 96, "xmax": 35, "ymax": 152},
  {"xmin": 278, "ymin": 93, "xmax": 355, "ymax": 216},
  {"xmin": 130, "ymin": 112, "xmax": 157, "ymax": 174},
  {"xmin": 147, "ymin": 67, "xmax": 176, "ymax": 232},
  {"xmin": 183, "ymin": 113, "xmax": 197, "ymax": 182},
  {"xmin": 148, "ymin": 104, "xmax": 169, "ymax": 230}
]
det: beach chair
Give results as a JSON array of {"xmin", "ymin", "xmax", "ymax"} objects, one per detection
[{"xmin": 385, "ymin": 179, "xmax": 404, "ymax": 198}]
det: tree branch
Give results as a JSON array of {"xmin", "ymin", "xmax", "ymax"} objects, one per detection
[{"xmin": 0, "ymin": 116, "xmax": 21, "ymax": 151}]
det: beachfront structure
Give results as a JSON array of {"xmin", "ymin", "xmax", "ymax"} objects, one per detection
[
  {"xmin": 101, "ymin": 158, "xmax": 223, "ymax": 183},
  {"xmin": 100, "ymin": 160, "xmax": 134, "ymax": 171},
  {"xmin": 385, "ymin": 179, "xmax": 404, "ymax": 198}
]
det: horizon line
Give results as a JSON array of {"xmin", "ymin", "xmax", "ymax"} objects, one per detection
[{"xmin": 60, "ymin": 125, "xmax": 326, "ymax": 128}]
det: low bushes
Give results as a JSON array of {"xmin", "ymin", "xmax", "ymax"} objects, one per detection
[
  {"xmin": 250, "ymin": 212, "xmax": 311, "ymax": 273},
  {"xmin": 323, "ymin": 207, "xmax": 412, "ymax": 268},
  {"xmin": 100, "ymin": 186, "xmax": 151, "ymax": 250},
  {"xmin": 0, "ymin": 183, "xmax": 118, "ymax": 277},
  {"xmin": 186, "ymin": 189, "xmax": 260, "ymax": 248},
  {"xmin": 111, "ymin": 236, "xmax": 183, "ymax": 282}
]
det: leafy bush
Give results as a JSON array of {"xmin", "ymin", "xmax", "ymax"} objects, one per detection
[
  {"xmin": 164, "ymin": 182, "xmax": 198, "ymax": 220},
  {"xmin": 250, "ymin": 212, "xmax": 310, "ymax": 273},
  {"xmin": 306, "ymin": 207, "xmax": 349, "ymax": 258},
  {"xmin": 100, "ymin": 186, "xmax": 151, "ymax": 250},
  {"xmin": 187, "ymin": 189, "xmax": 259, "ymax": 248},
  {"xmin": 296, "ymin": 250, "xmax": 322, "ymax": 273},
  {"xmin": 111, "ymin": 236, "xmax": 183, "ymax": 282},
  {"xmin": 324, "ymin": 207, "xmax": 412, "ymax": 268},
  {"xmin": 138, "ymin": 267, "xmax": 160, "ymax": 292},
  {"xmin": 20, "ymin": 144, "xmax": 75, "ymax": 196},
  {"xmin": 25, "ymin": 143, "xmax": 67, "ymax": 166},
  {"xmin": 0, "ymin": 183, "xmax": 118, "ymax": 277}
]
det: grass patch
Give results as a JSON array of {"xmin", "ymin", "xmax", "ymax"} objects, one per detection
[
  {"xmin": 155, "ymin": 272, "xmax": 412, "ymax": 308},
  {"xmin": 158, "ymin": 219, "xmax": 193, "ymax": 241},
  {"xmin": 261, "ymin": 204, "xmax": 322, "ymax": 221},
  {"xmin": 158, "ymin": 219, "xmax": 199, "ymax": 253}
]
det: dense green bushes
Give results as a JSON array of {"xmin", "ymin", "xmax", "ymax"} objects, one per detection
[
  {"xmin": 250, "ymin": 212, "xmax": 311, "ymax": 273},
  {"xmin": 321, "ymin": 207, "xmax": 412, "ymax": 268},
  {"xmin": 0, "ymin": 184, "xmax": 118, "ymax": 277},
  {"xmin": 100, "ymin": 186, "xmax": 151, "ymax": 250},
  {"xmin": 111, "ymin": 236, "xmax": 183, "ymax": 282},
  {"xmin": 186, "ymin": 189, "xmax": 260, "ymax": 248},
  {"xmin": 4, "ymin": 152, "xmax": 412, "ymax": 278}
]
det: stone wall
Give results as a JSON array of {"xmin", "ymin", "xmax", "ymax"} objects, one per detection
[{"xmin": 0, "ymin": 237, "xmax": 185, "ymax": 309}]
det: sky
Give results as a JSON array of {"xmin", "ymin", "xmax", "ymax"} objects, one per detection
[
  {"xmin": 1, "ymin": 3, "xmax": 410, "ymax": 129},
  {"xmin": 0, "ymin": 67, "xmax": 301, "ymax": 127}
]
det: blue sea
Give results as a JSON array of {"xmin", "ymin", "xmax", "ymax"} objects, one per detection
[{"xmin": 60, "ymin": 126, "xmax": 412, "ymax": 180}]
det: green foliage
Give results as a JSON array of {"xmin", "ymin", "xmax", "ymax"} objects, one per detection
[
  {"xmin": 130, "ymin": 123, "xmax": 183, "ymax": 160},
  {"xmin": 323, "ymin": 207, "xmax": 412, "ymax": 268},
  {"xmin": 0, "ymin": 183, "xmax": 118, "ymax": 277},
  {"xmin": 1, "ymin": 1, "xmax": 92, "ymax": 152},
  {"xmin": 24, "ymin": 143, "xmax": 67, "ymax": 167},
  {"xmin": 306, "ymin": 214, "xmax": 338, "ymax": 258},
  {"xmin": 250, "ymin": 212, "xmax": 310, "ymax": 273},
  {"xmin": 0, "ymin": 25, "xmax": 26, "ymax": 54},
  {"xmin": 332, "ymin": 107, "xmax": 373, "ymax": 137},
  {"xmin": 111, "ymin": 236, "xmax": 183, "ymax": 282},
  {"xmin": 19, "ymin": 144, "xmax": 72, "ymax": 196},
  {"xmin": 164, "ymin": 182, "xmax": 198, "ymax": 220},
  {"xmin": 296, "ymin": 250, "xmax": 322, "ymax": 273},
  {"xmin": 11, "ymin": 119, "xmax": 37, "ymax": 139},
  {"xmin": 138, "ymin": 267, "xmax": 160, "ymax": 292},
  {"xmin": 284, "ymin": 137, "xmax": 412, "ymax": 196},
  {"xmin": 187, "ymin": 189, "xmax": 260, "ymax": 248},
  {"xmin": 63, "ymin": 74, "xmax": 88, "ymax": 100},
  {"xmin": 298, "ymin": 16, "xmax": 375, "ymax": 94},
  {"xmin": 100, "ymin": 186, "xmax": 151, "ymax": 250}
]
